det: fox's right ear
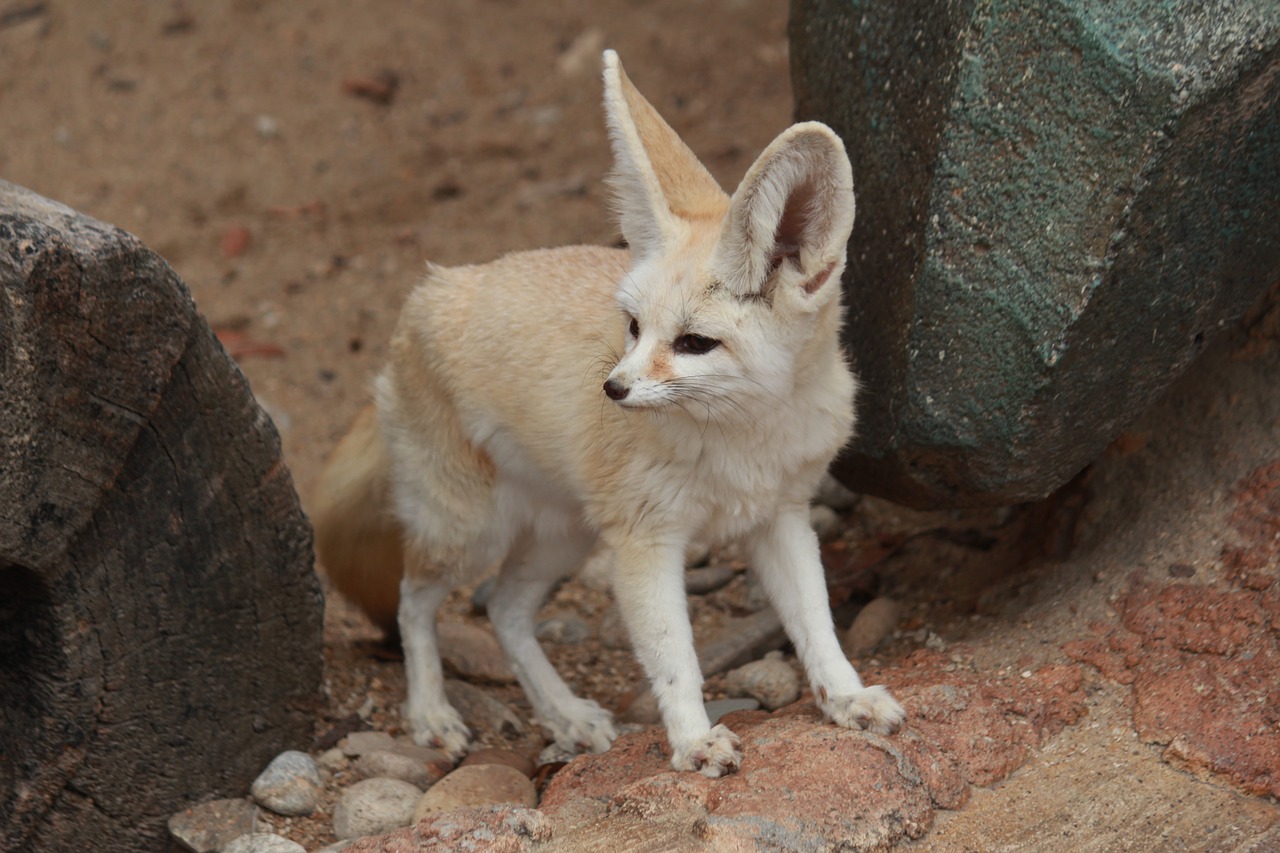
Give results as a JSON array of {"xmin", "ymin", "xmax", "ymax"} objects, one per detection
[{"xmin": 601, "ymin": 50, "xmax": 728, "ymax": 260}]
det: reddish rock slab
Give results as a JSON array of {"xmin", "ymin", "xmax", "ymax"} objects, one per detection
[
  {"xmin": 540, "ymin": 652, "xmax": 1086, "ymax": 849},
  {"xmin": 1064, "ymin": 459, "xmax": 1280, "ymax": 799},
  {"xmin": 344, "ymin": 805, "xmax": 552, "ymax": 853}
]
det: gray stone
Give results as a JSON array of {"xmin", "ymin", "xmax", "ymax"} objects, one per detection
[
  {"xmin": 167, "ymin": 799, "xmax": 257, "ymax": 853},
  {"xmin": 705, "ymin": 698, "xmax": 761, "ymax": 724},
  {"xmin": 250, "ymin": 751, "xmax": 322, "ymax": 817},
  {"xmin": 438, "ymin": 621, "xmax": 517, "ymax": 683},
  {"xmin": 684, "ymin": 564, "xmax": 737, "ymax": 595},
  {"xmin": 223, "ymin": 833, "xmax": 306, "ymax": 853},
  {"xmin": 697, "ymin": 608, "xmax": 787, "ymax": 677},
  {"xmin": 791, "ymin": 0, "xmax": 1280, "ymax": 507},
  {"xmin": 443, "ymin": 679, "xmax": 527, "ymax": 741},
  {"xmin": 0, "ymin": 181, "xmax": 322, "ymax": 853},
  {"xmin": 332, "ymin": 777, "xmax": 423, "ymax": 840},
  {"xmin": 725, "ymin": 653, "xmax": 802, "ymax": 711}
]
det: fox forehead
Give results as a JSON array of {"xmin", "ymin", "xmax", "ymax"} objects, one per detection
[{"xmin": 615, "ymin": 253, "xmax": 747, "ymax": 334}]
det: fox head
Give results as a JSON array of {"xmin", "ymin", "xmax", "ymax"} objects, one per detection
[{"xmin": 598, "ymin": 51, "xmax": 856, "ymax": 423}]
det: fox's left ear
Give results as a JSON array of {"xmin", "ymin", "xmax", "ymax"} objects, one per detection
[{"xmin": 713, "ymin": 122, "xmax": 855, "ymax": 306}]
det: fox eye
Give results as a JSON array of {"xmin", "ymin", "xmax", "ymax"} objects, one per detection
[
  {"xmin": 628, "ymin": 317, "xmax": 640, "ymax": 338},
  {"xmin": 674, "ymin": 333, "xmax": 721, "ymax": 355}
]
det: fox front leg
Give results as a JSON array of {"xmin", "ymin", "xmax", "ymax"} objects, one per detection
[
  {"xmin": 611, "ymin": 538, "xmax": 742, "ymax": 777},
  {"xmin": 747, "ymin": 507, "xmax": 906, "ymax": 736}
]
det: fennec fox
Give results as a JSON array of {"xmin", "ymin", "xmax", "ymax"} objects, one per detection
[{"xmin": 313, "ymin": 50, "xmax": 904, "ymax": 777}]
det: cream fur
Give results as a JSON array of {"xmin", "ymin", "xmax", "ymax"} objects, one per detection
[{"xmin": 312, "ymin": 50, "xmax": 904, "ymax": 777}]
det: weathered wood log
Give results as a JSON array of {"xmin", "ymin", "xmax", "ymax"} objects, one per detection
[{"xmin": 0, "ymin": 181, "xmax": 324, "ymax": 852}]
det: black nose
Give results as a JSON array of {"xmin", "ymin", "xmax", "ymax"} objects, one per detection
[{"xmin": 603, "ymin": 379, "xmax": 629, "ymax": 401}]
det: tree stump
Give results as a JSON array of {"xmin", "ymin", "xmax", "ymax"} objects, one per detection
[
  {"xmin": 0, "ymin": 182, "xmax": 324, "ymax": 852},
  {"xmin": 791, "ymin": 0, "xmax": 1280, "ymax": 507}
]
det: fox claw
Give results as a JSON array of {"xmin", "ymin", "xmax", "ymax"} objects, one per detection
[
  {"xmin": 671, "ymin": 724, "xmax": 742, "ymax": 778},
  {"xmin": 823, "ymin": 685, "xmax": 905, "ymax": 736}
]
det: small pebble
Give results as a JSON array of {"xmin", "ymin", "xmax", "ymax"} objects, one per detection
[
  {"xmin": 808, "ymin": 504, "xmax": 842, "ymax": 541},
  {"xmin": 536, "ymin": 615, "xmax": 590, "ymax": 644},
  {"xmin": 619, "ymin": 687, "xmax": 661, "ymax": 725},
  {"xmin": 577, "ymin": 546, "xmax": 614, "ymax": 590},
  {"xmin": 598, "ymin": 607, "xmax": 630, "ymax": 650},
  {"xmin": 250, "ymin": 751, "xmax": 322, "ymax": 817},
  {"xmin": 843, "ymin": 597, "xmax": 901, "ymax": 659},
  {"xmin": 725, "ymin": 653, "xmax": 801, "ymax": 711},
  {"xmin": 684, "ymin": 565, "xmax": 737, "ymax": 595},
  {"xmin": 388, "ymin": 738, "xmax": 453, "ymax": 769},
  {"xmin": 470, "ymin": 576, "xmax": 496, "ymax": 613},
  {"xmin": 332, "ymin": 777, "xmax": 423, "ymax": 840},
  {"xmin": 341, "ymin": 730, "xmax": 396, "ymax": 758},
  {"xmin": 814, "ymin": 473, "xmax": 859, "ymax": 510},
  {"xmin": 413, "ymin": 764, "xmax": 537, "ymax": 822},
  {"xmin": 316, "ymin": 747, "xmax": 348, "ymax": 773},
  {"xmin": 255, "ymin": 114, "xmax": 279, "ymax": 139},
  {"xmin": 223, "ymin": 833, "xmax": 306, "ymax": 853},
  {"xmin": 741, "ymin": 569, "xmax": 770, "ymax": 613}
]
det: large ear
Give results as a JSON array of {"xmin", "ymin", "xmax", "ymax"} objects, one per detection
[
  {"xmin": 712, "ymin": 122, "xmax": 855, "ymax": 303},
  {"xmin": 601, "ymin": 50, "xmax": 728, "ymax": 260}
]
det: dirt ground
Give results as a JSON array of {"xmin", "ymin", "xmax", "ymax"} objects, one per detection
[{"xmin": 5, "ymin": 2, "xmax": 1279, "ymax": 851}]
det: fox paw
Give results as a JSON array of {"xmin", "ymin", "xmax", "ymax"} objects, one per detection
[
  {"xmin": 823, "ymin": 685, "xmax": 906, "ymax": 736},
  {"xmin": 545, "ymin": 699, "xmax": 617, "ymax": 755},
  {"xmin": 406, "ymin": 705, "xmax": 472, "ymax": 761},
  {"xmin": 671, "ymin": 724, "xmax": 743, "ymax": 778}
]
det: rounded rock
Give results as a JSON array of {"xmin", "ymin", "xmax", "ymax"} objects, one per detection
[
  {"xmin": 460, "ymin": 747, "xmax": 536, "ymax": 778},
  {"xmin": 725, "ymin": 654, "xmax": 801, "ymax": 711},
  {"xmin": 843, "ymin": 597, "xmax": 901, "ymax": 659},
  {"xmin": 332, "ymin": 777, "xmax": 423, "ymax": 840},
  {"xmin": 250, "ymin": 751, "xmax": 322, "ymax": 817},
  {"xmin": 355, "ymin": 749, "xmax": 446, "ymax": 789},
  {"xmin": 412, "ymin": 764, "xmax": 537, "ymax": 823}
]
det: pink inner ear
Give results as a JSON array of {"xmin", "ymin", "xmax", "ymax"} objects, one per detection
[{"xmin": 803, "ymin": 262, "xmax": 836, "ymax": 295}]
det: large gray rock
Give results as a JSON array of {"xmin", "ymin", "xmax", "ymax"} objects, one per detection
[
  {"xmin": 791, "ymin": 0, "xmax": 1280, "ymax": 506},
  {"xmin": 0, "ymin": 181, "xmax": 323, "ymax": 851}
]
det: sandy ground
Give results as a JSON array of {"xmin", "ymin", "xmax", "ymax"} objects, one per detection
[{"xmin": 6, "ymin": 3, "xmax": 1279, "ymax": 850}]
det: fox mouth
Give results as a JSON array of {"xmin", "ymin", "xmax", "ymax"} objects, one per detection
[{"xmin": 608, "ymin": 395, "xmax": 667, "ymax": 411}]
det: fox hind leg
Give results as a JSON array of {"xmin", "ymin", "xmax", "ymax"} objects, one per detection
[
  {"xmin": 399, "ymin": 569, "xmax": 472, "ymax": 759},
  {"xmin": 488, "ymin": 529, "xmax": 616, "ymax": 754}
]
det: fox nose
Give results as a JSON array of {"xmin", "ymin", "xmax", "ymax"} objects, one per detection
[{"xmin": 603, "ymin": 379, "xmax": 629, "ymax": 401}]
